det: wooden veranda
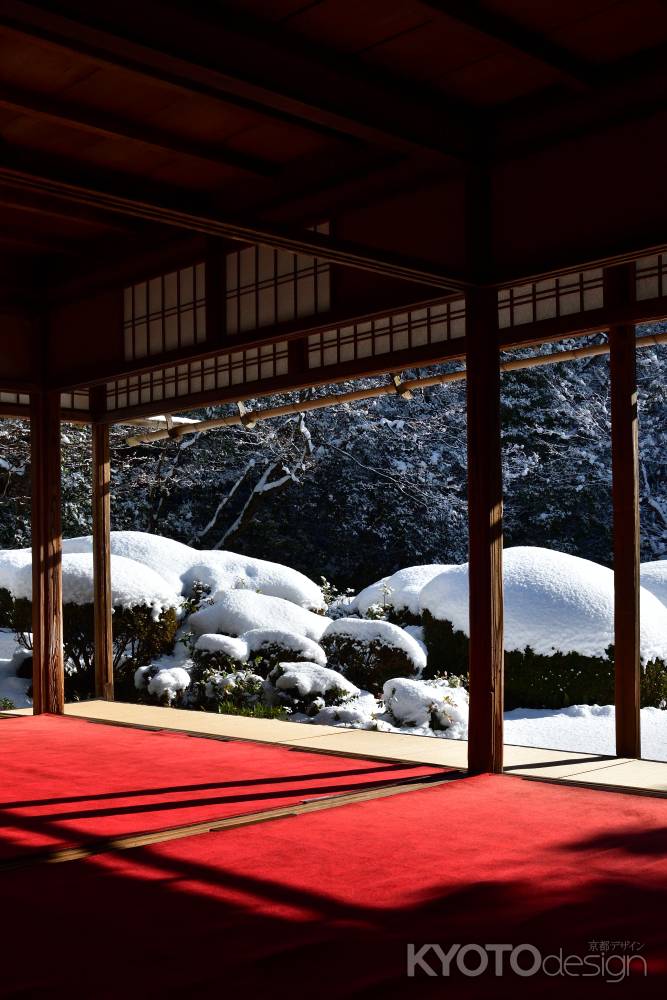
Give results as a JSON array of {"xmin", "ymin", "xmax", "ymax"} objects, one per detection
[{"xmin": 1, "ymin": 1, "xmax": 667, "ymax": 772}]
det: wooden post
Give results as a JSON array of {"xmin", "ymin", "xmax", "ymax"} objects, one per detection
[
  {"xmin": 92, "ymin": 403, "xmax": 114, "ymax": 700},
  {"xmin": 466, "ymin": 287, "xmax": 504, "ymax": 773},
  {"xmin": 609, "ymin": 323, "xmax": 641, "ymax": 758},
  {"xmin": 30, "ymin": 390, "xmax": 64, "ymax": 714}
]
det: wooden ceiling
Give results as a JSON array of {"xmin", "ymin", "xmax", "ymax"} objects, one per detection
[{"xmin": 1, "ymin": 0, "xmax": 667, "ymax": 290}]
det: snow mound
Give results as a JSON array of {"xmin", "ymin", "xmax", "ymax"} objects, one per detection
[
  {"xmin": 383, "ymin": 677, "xmax": 468, "ymax": 736},
  {"xmin": 323, "ymin": 617, "xmax": 427, "ymax": 671},
  {"xmin": 64, "ymin": 530, "xmax": 324, "ymax": 610},
  {"xmin": 184, "ymin": 552, "xmax": 324, "ymax": 611},
  {"xmin": 63, "ymin": 531, "xmax": 193, "ymax": 594},
  {"xmin": 640, "ymin": 560, "xmax": 667, "ymax": 609},
  {"xmin": 195, "ymin": 633, "xmax": 250, "ymax": 661},
  {"xmin": 189, "ymin": 589, "xmax": 330, "ymax": 642},
  {"xmin": 312, "ymin": 691, "xmax": 380, "ymax": 728},
  {"xmin": 0, "ymin": 549, "xmax": 179, "ymax": 612},
  {"xmin": 420, "ymin": 546, "xmax": 667, "ymax": 663},
  {"xmin": 243, "ymin": 628, "xmax": 327, "ymax": 666},
  {"xmin": 272, "ymin": 661, "xmax": 359, "ymax": 699},
  {"xmin": 353, "ymin": 564, "xmax": 452, "ymax": 617}
]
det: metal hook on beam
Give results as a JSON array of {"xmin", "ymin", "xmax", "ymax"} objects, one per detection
[
  {"xmin": 391, "ymin": 372, "xmax": 413, "ymax": 400},
  {"xmin": 237, "ymin": 401, "xmax": 257, "ymax": 429}
]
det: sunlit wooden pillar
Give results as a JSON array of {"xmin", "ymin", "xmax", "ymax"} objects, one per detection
[
  {"xmin": 610, "ymin": 323, "xmax": 640, "ymax": 758},
  {"xmin": 466, "ymin": 287, "xmax": 504, "ymax": 774},
  {"xmin": 30, "ymin": 389, "xmax": 64, "ymax": 714},
  {"xmin": 91, "ymin": 389, "xmax": 114, "ymax": 700}
]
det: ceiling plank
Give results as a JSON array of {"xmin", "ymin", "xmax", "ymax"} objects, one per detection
[
  {"xmin": 419, "ymin": 1, "xmax": 595, "ymax": 89},
  {"xmin": 0, "ymin": 0, "xmax": 474, "ymax": 160},
  {"xmin": 0, "ymin": 85, "xmax": 281, "ymax": 178}
]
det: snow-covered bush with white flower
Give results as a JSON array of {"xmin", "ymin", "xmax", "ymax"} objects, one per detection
[
  {"xmin": 134, "ymin": 663, "xmax": 191, "ymax": 705},
  {"xmin": 321, "ymin": 617, "xmax": 427, "ymax": 694}
]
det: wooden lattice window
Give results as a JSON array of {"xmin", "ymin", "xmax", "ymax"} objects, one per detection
[
  {"xmin": 497, "ymin": 269, "xmax": 604, "ymax": 329},
  {"xmin": 636, "ymin": 254, "xmax": 667, "ymax": 301},
  {"xmin": 124, "ymin": 263, "xmax": 206, "ymax": 361},
  {"xmin": 225, "ymin": 223, "xmax": 331, "ymax": 335}
]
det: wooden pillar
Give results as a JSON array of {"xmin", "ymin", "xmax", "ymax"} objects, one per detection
[
  {"xmin": 609, "ymin": 323, "xmax": 641, "ymax": 758},
  {"xmin": 92, "ymin": 409, "xmax": 114, "ymax": 700},
  {"xmin": 466, "ymin": 287, "xmax": 504, "ymax": 774},
  {"xmin": 30, "ymin": 390, "xmax": 64, "ymax": 714}
]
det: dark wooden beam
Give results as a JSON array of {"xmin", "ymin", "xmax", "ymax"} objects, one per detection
[
  {"xmin": 0, "ymin": 0, "xmax": 472, "ymax": 160},
  {"xmin": 30, "ymin": 387, "xmax": 64, "ymax": 714},
  {"xmin": 609, "ymin": 322, "xmax": 641, "ymax": 758},
  {"xmin": 91, "ymin": 389, "xmax": 114, "ymax": 700},
  {"xmin": 466, "ymin": 286, "xmax": 504, "ymax": 773},
  {"xmin": 0, "ymin": 157, "xmax": 467, "ymax": 292},
  {"xmin": 420, "ymin": 1, "xmax": 594, "ymax": 89},
  {"xmin": 0, "ymin": 85, "xmax": 278, "ymax": 178}
]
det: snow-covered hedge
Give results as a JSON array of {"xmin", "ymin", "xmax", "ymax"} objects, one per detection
[
  {"xmin": 352, "ymin": 564, "xmax": 451, "ymax": 619},
  {"xmin": 64, "ymin": 530, "xmax": 325, "ymax": 610},
  {"xmin": 420, "ymin": 547, "xmax": 667, "ymax": 663},
  {"xmin": 420, "ymin": 547, "xmax": 667, "ymax": 709},
  {"xmin": 0, "ymin": 549, "xmax": 180, "ymax": 614},
  {"xmin": 641, "ymin": 560, "xmax": 667, "ymax": 609},
  {"xmin": 321, "ymin": 617, "xmax": 426, "ymax": 694}
]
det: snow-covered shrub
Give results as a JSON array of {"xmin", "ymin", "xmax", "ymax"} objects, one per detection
[
  {"xmin": 383, "ymin": 677, "xmax": 468, "ymax": 736},
  {"xmin": 193, "ymin": 632, "xmax": 249, "ymax": 669},
  {"xmin": 268, "ymin": 661, "xmax": 358, "ymax": 716},
  {"xmin": 9, "ymin": 597, "xmax": 180, "ymax": 700},
  {"xmin": 321, "ymin": 617, "xmax": 426, "ymax": 695},
  {"xmin": 134, "ymin": 663, "xmax": 190, "ymax": 705},
  {"xmin": 201, "ymin": 669, "xmax": 269, "ymax": 714},
  {"xmin": 189, "ymin": 589, "xmax": 330, "ymax": 642},
  {"xmin": 243, "ymin": 629, "xmax": 326, "ymax": 676}
]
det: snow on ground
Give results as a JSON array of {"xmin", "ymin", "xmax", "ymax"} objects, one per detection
[
  {"xmin": 0, "ymin": 629, "xmax": 31, "ymax": 708},
  {"xmin": 505, "ymin": 705, "xmax": 667, "ymax": 763},
  {"xmin": 640, "ymin": 560, "xmax": 667, "ymax": 608},
  {"xmin": 420, "ymin": 546, "xmax": 667, "ymax": 663},
  {"xmin": 63, "ymin": 530, "xmax": 324, "ymax": 610},
  {"xmin": 352, "ymin": 564, "xmax": 452, "ymax": 617},
  {"xmin": 189, "ymin": 589, "xmax": 331, "ymax": 642},
  {"xmin": 323, "ymin": 617, "xmax": 427, "ymax": 672}
]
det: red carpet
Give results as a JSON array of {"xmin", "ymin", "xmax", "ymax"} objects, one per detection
[
  {"xmin": 2, "ymin": 772, "xmax": 666, "ymax": 997},
  {"xmin": 0, "ymin": 714, "xmax": 446, "ymax": 861}
]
